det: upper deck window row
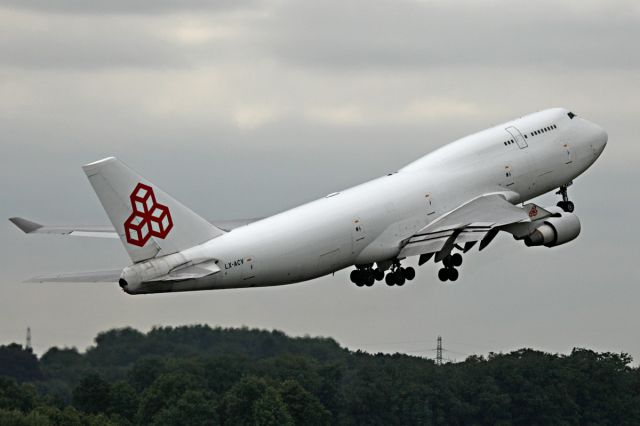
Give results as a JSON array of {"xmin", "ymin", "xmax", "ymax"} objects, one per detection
[{"xmin": 530, "ymin": 124, "xmax": 557, "ymax": 137}]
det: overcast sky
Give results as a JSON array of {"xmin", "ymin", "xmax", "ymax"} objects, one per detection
[{"xmin": 1, "ymin": 0, "xmax": 639, "ymax": 362}]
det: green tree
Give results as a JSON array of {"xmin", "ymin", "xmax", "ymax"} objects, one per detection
[
  {"xmin": 0, "ymin": 378, "xmax": 37, "ymax": 413},
  {"xmin": 137, "ymin": 373, "xmax": 208, "ymax": 424},
  {"xmin": 39, "ymin": 347, "xmax": 89, "ymax": 386},
  {"xmin": 106, "ymin": 381, "xmax": 138, "ymax": 421},
  {"xmin": 251, "ymin": 387, "xmax": 293, "ymax": 426},
  {"xmin": 72, "ymin": 374, "xmax": 111, "ymax": 414},
  {"xmin": 278, "ymin": 380, "xmax": 330, "ymax": 426},
  {"xmin": 152, "ymin": 390, "xmax": 218, "ymax": 426},
  {"xmin": 0, "ymin": 344, "xmax": 42, "ymax": 382},
  {"xmin": 127, "ymin": 357, "xmax": 165, "ymax": 392},
  {"xmin": 219, "ymin": 376, "xmax": 292, "ymax": 426}
]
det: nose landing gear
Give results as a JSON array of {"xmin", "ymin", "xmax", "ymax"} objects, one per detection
[{"xmin": 556, "ymin": 182, "xmax": 575, "ymax": 213}]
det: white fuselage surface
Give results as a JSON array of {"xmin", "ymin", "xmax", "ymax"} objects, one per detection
[{"xmin": 124, "ymin": 108, "xmax": 606, "ymax": 294}]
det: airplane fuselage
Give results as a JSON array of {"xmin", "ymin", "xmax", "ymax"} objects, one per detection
[{"xmin": 127, "ymin": 108, "xmax": 607, "ymax": 294}]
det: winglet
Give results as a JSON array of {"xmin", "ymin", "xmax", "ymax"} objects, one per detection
[{"xmin": 9, "ymin": 217, "xmax": 43, "ymax": 234}]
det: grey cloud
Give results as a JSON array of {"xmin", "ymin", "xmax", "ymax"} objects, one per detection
[
  {"xmin": 0, "ymin": 0, "xmax": 259, "ymax": 15},
  {"xmin": 261, "ymin": 0, "xmax": 640, "ymax": 70},
  {"xmin": 0, "ymin": 15, "xmax": 189, "ymax": 69}
]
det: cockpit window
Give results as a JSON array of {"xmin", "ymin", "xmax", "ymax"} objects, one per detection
[{"xmin": 567, "ymin": 111, "xmax": 576, "ymax": 119}]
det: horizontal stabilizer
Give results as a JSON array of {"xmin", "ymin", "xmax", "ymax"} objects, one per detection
[
  {"xmin": 9, "ymin": 216, "xmax": 261, "ymax": 238},
  {"xmin": 10, "ymin": 217, "xmax": 118, "ymax": 238},
  {"xmin": 9, "ymin": 217, "xmax": 42, "ymax": 233},
  {"xmin": 25, "ymin": 270, "xmax": 121, "ymax": 283}
]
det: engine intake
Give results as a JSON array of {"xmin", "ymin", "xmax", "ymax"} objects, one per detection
[{"xmin": 524, "ymin": 209, "xmax": 581, "ymax": 247}]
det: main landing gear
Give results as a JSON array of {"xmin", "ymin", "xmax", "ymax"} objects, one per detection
[
  {"xmin": 438, "ymin": 253, "xmax": 462, "ymax": 282},
  {"xmin": 385, "ymin": 261, "xmax": 415, "ymax": 287},
  {"xmin": 350, "ymin": 261, "xmax": 415, "ymax": 287},
  {"xmin": 556, "ymin": 182, "xmax": 575, "ymax": 213},
  {"xmin": 350, "ymin": 264, "xmax": 382, "ymax": 287}
]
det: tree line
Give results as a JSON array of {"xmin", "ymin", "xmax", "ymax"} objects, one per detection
[{"xmin": 0, "ymin": 325, "xmax": 639, "ymax": 425}]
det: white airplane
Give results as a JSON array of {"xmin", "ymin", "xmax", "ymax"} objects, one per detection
[{"xmin": 11, "ymin": 108, "xmax": 607, "ymax": 294}]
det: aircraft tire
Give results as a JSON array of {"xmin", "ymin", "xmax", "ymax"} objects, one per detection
[
  {"xmin": 403, "ymin": 267, "xmax": 416, "ymax": 281},
  {"xmin": 350, "ymin": 270, "xmax": 360, "ymax": 284},
  {"xmin": 451, "ymin": 253, "xmax": 463, "ymax": 267},
  {"xmin": 438, "ymin": 268, "xmax": 449, "ymax": 282},
  {"xmin": 396, "ymin": 274, "xmax": 405, "ymax": 286},
  {"xmin": 374, "ymin": 269, "xmax": 385, "ymax": 281},
  {"xmin": 448, "ymin": 268, "xmax": 459, "ymax": 281},
  {"xmin": 365, "ymin": 272, "xmax": 375, "ymax": 286},
  {"xmin": 385, "ymin": 273, "xmax": 396, "ymax": 286}
]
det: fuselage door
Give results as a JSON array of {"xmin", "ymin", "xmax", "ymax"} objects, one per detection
[
  {"xmin": 503, "ymin": 164, "xmax": 515, "ymax": 187},
  {"xmin": 425, "ymin": 193, "xmax": 435, "ymax": 216},
  {"xmin": 241, "ymin": 256, "xmax": 256, "ymax": 281},
  {"xmin": 505, "ymin": 126, "xmax": 528, "ymax": 149},
  {"xmin": 351, "ymin": 218, "xmax": 366, "ymax": 254},
  {"xmin": 562, "ymin": 141, "xmax": 575, "ymax": 164}
]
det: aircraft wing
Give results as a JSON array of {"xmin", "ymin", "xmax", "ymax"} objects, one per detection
[
  {"xmin": 398, "ymin": 193, "xmax": 551, "ymax": 260},
  {"xmin": 9, "ymin": 216, "xmax": 262, "ymax": 238}
]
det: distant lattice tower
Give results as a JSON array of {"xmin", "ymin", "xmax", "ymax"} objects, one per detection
[
  {"xmin": 436, "ymin": 335, "xmax": 443, "ymax": 365},
  {"xmin": 26, "ymin": 327, "xmax": 32, "ymax": 352}
]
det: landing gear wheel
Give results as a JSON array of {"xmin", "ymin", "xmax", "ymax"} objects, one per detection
[
  {"xmin": 350, "ymin": 270, "xmax": 360, "ymax": 284},
  {"xmin": 396, "ymin": 274, "xmax": 406, "ymax": 286},
  {"xmin": 364, "ymin": 271, "xmax": 375, "ymax": 287},
  {"xmin": 448, "ymin": 268, "xmax": 459, "ymax": 281},
  {"xmin": 438, "ymin": 268, "xmax": 449, "ymax": 282},
  {"xmin": 451, "ymin": 253, "xmax": 463, "ymax": 267},
  {"xmin": 557, "ymin": 200, "xmax": 575, "ymax": 213},
  {"xmin": 442, "ymin": 255, "xmax": 453, "ymax": 268},
  {"xmin": 403, "ymin": 267, "xmax": 416, "ymax": 281},
  {"xmin": 373, "ymin": 269, "xmax": 384, "ymax": 281},
  {"xmin": 385, "ymin": 273, "xmax": 396, "ymax": 286}
]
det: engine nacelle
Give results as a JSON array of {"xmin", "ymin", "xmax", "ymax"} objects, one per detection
[{"xmin": 524, "ymin": 208, "xmax": 581, "ymax": 247}]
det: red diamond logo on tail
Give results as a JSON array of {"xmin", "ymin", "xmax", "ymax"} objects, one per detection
[{"xmin": 124, "ymin": 183, "xmax": 173, "ymax": 247}]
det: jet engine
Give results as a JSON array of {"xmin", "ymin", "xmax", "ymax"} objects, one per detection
[{"xmin": 524, "ymin": 208, "xmax": 581, "ymax": 247}]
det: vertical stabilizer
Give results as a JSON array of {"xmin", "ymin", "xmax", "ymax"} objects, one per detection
[{"xmin": 82, "ymin": 157, "xmax": 224, "ymax": 263}]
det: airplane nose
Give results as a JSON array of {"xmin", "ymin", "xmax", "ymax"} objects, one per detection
[{"xmin": 595, "ymin": 124, "xmax": 608, "ymax": 153}]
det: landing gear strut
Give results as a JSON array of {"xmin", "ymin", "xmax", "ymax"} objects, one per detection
[
  {"xmin": 438, "ymin": 253, "xmax": 462, "ymax": 282},
  {"xmin": 556, "ymin": 183, "xmax": 575, "ymax": 213}
]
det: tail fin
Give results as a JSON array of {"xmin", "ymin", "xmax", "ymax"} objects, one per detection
[{"xmin": 82, "ymin": 157, "xmax": 225, "ymax": 263}]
